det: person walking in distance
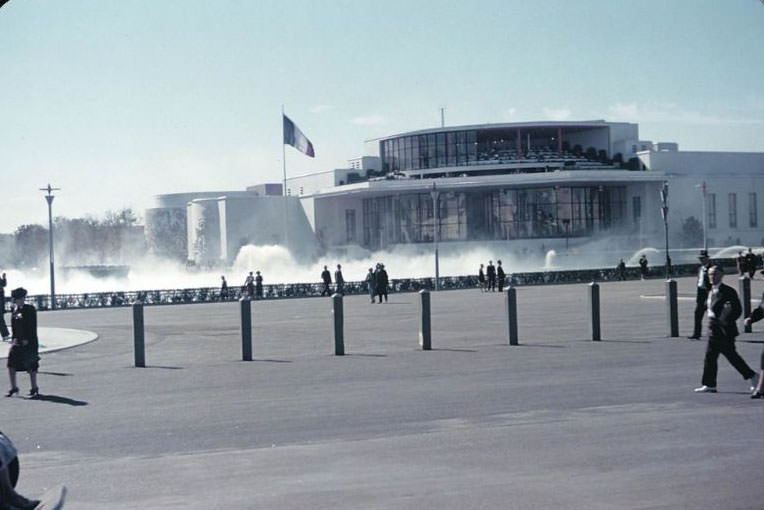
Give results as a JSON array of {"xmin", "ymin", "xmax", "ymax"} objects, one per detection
[
  {"xmin": 486, "ymin": 260, "xmax": 496, "ymax": 292},
  {"xmin": 244, "ymin": 272, "xmax": 255, "ymax": 300},
  {"xmin": 0, "ymin": 272, "xmax": 8, "ymax": 341},
  {"xmin": 255, "ymin": 271, "xmax": 263, "ymax": 300},
  {"xmin": 320, "ymin": 265, "xmax": 332, "ymax": 297},
  {"xmin": 616, "ymin": 259, "xmax": 626, "ymax": 281},
  {"xmin": 365, "ymin": 267, "xmax": 376, "ymax": 303},
  {"xmin": 334, "ymin": 264, "xmax": 345, "ymax": 295},
  {"xmin": 639, "ymin": 254, "xmax": 649, "ymax": 280},
  {"xmin": 744, "ymin": 272, "xmax": 764, "ymax": 398},
  {"xmin": 6, "ymin": 288, "xmax": 40, "ymax": 398},
  {"xmin": 694, "ymin": 266, "xmax": 757, "ymax": 393},
  {"xmin": 478, "ymin": 264, "xmax": 486, "ymax": 292},
  {"xmin": 745, "ymin": 248, "xmax": 757, "ymax": 279},
  {"xmin": 497, "ymin": 260, "xmax": 506, "ymax": 292},
  {"xmin": 688, "ymin": 250, "xmax": 712, "ymax": 340},
  {"xmin": 220, "ymin": 275, "xmax": 228, "ymax": 300},
  {"xmin": 375, "ymin": 263, "xmax": 389, "ymax": 303}
]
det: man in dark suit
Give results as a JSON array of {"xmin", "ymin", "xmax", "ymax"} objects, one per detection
[
  {"xmin": 320, "ymin": 266, "xmax": 332, "ymax": 297},
  {"xmin": 694, "ymin": 265, "xmax": 757, "ymax": 393},
  {"xmin": 688, "ymin": 250, "xmax": 712, "ymax": 340}
]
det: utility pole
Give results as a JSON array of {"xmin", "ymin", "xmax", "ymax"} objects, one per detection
[
  {"xmin": 660, "ymin": 182, "xmax": 670, "ymax": 279},
  {"xmin": 40, "ymin": 184, "xmax": 60, "ymax": 309},
  {"xmin": 430, "ymin": 182, "xmax": 440, "ymax": 291}
]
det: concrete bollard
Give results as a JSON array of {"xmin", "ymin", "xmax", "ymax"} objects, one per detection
[
  {"xmin": 419, "ymin": 289, "xmax": 431, "ymax": 350},
  {"xmin": 588, "ymin": 283, "xmax": 601, "ymax": 341},
  {"xmin": 132, "ymin": 303, "xmax": 145, "ymax": 367},
  {"xmin": 740, "ymin": 277, "xmax": 752, "ymax": 333},
  {"xmin": 333, "ymin": 294, "xmax": 344, "ymax": 355},
  {"xmin": 240, "ymin": 299, "xmax": 252, "ymax": 361},
  {"xmin": 506, "ymin": 286, "xmax": 518, "ymax": 345},
  {"xmin": 666, "ymin": 279, "xmax": 678, "ymax": 337}
]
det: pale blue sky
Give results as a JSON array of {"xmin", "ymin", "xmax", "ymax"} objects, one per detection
[{"xmin": 1, "ymin": 0, "xmax": 763, "ymax": 233}]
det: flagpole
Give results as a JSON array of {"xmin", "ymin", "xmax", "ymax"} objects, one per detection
[{"xmin": 282, "ymin": 105, "xmax": 289, "ymax": 252}]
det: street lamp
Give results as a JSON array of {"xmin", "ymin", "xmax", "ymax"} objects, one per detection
[
  {"xmin": 430, "ymin": 182, "xmax": 440, "ymax": 291},
  {"xmin": 659, "ymin": 181, "xmax": 670, "ymax": 279},
  {"xmin": 697, "ymin": 181, "xmax": 708, "ymax": 251},
  {"xmin": 40, "ymin": 184, "xmax": 60, "ymax": 310}
]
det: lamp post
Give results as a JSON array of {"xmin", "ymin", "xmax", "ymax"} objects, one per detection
[
  {"xmin": 700, "ymin": 181, "xmax": 708, "ymax": 250},
  {"xmin": 40, "ymin": 184, "xmax": 60, "ymax": 310},
  {"xmin": 430, "ymin": 182, "xmax": 440, "ymax": 291},
  {"xmin": 660, "ymin": 181, "xmax": 670, "ymax": 280}
]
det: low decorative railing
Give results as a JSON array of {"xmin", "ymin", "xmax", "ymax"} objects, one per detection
[{"xmin": 3, "ymin": 260, "xmax": 738, "ymax": 312}]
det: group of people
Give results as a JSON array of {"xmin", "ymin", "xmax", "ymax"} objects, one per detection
[
  {"xmin": 319, "ymin": 263, "xmax": 390, "ymax": 303},
  {"xmin": 477, "ymin": 260, "xmax": 506, "ymax": 292},
  {"xmin": 688, "ymin": 249, "xmax": 764, "ymax": 399},
  {"xmin": 1, "ymin": 273, "xmax": 40, "ymax": 400},
  {"xmin": 218, "ymin": 272, "xmax": 264, "ymax": 301},
  {"xmin": 736, "ymin": 248, "xmax": 761, "ymax": 278}
]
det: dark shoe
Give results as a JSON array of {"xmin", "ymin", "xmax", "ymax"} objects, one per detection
[
  {"xmin": 687, "ymin": 335, "xmax": 701, "ymax": 340},
  {"xmin": 694, "ymin": 385, "xmax": 717, "ymax": 393},
  {"xmin": 5, "ymin": 387, "xmax": 19, "ymax": 397},
  {"xmin": 751, "ymin": 391, "xmax": 763, "ymax": 399},
  {"xmin": 28, "ymin": 387, "xmax": 39, "ymax": 398}
]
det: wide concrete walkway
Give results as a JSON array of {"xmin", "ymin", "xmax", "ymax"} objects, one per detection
[
  {"xmin": 0, "ymin": 327, "xmax": 98, "ymax": 358},
  {"xmin": 1, "ymin": 276, "xmax": 763, "ymax": 509}
]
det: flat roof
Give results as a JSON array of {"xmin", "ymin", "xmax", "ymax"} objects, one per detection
[{"xmin": 366, "ymin": 120, "xmax": 635, "ymax": 143}]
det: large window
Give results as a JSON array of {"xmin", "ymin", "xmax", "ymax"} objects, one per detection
[
  {"xmin": 361, "ymin": 185, "xmax": 626, "ymax": 248},
  {"xmin": 750, "ymin": 192, "xmax": 758, "ymax": 228},
  {"xmin": 345, "ymin": 209, "xmax": 356, "ymax": 243},
  {"xmin": 708, "ymin": 193, "xmax": 716, "ymax": 229},
  {"xmin": 729, "ymin": 193, "xmax": 737, "ymax": 228}
]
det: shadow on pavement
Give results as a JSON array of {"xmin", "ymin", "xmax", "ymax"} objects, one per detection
[{"xmin": 32, "ymin": 394, "xmax": 88, "ymax": 406}]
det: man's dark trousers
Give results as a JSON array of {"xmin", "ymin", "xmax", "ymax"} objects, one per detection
[{"xmin": 701, "ymin": 333, "xmax": 756, "ymax": 387}]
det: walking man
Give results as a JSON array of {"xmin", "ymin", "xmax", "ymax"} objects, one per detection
[
  {"xmin": 320, "ymin": 265, "xmax": 332, "ymax": 297},
  {"xmin": 255, "ymin": 271, "xmax": 263, "ymax": 299},
  {"xmin": 220, "ymin": 275, "xmax": 228, "ymax": 300},
  {"xmin": 497, "ymin": 260, "xmax": 506, "ymax": 292},
  {"xmin": 486, "ymin": 260, "xmax": 496, "ymax": 292},
  {"xmin": 334, "ymin": 264, "xmax": 345, "ymax": 295},
  {"xmin": 694, "ymin": 265, "xmax": 757, "ymax": 393},
  {"xmin": 688, "ymin": 250, "xmax": 712, "ymax": 340}
]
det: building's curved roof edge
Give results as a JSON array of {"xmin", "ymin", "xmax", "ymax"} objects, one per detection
[{"xmin": 365, "ymin": 120, "xmax": 635, "ymax": 143}]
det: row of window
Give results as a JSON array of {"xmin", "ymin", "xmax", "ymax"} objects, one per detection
[{"xmin": 707, "ymin": 192, "xmax": 757, "ymax": 229}]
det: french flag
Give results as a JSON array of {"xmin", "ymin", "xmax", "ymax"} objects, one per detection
[{"xmin": 283, "ymin": 115, "xmax": 315, "ymax": 158}]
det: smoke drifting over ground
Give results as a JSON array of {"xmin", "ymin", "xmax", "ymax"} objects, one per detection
[{"xmin": 2, "ymin": 240, "xmax": 726, "ymax": 296}]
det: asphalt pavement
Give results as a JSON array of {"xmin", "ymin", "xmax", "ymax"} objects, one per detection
[{"xmin": 2, "ymin": 276, "xmax": 764, "ymax": 509}]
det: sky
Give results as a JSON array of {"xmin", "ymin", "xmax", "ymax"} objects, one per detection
[{"xmin": 1, "ymin": 0, "xmax": 763, "ymax": 234}]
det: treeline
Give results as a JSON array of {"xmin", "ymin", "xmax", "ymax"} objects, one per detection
[{"xmin": 10, "ymin": 208, "xmax": 145, "ymax": 268}]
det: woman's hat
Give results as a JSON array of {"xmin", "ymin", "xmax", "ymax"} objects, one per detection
[{"xmin": 10, "ymin": 287, "xmax": 27, "ymax": 299}]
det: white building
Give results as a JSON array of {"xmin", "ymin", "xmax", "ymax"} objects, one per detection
[{"xmin": 145, "ymin": 120, "xmax": 764, "ymax": 264}]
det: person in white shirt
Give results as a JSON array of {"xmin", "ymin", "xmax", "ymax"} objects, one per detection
[{"xmin": 694, "ymin": 266, "xmax": 757, "ymax": 393}]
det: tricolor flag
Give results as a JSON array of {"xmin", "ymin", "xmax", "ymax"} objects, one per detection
[{"xmin": 283, "ymin": 114, "xmax": 315, "ymax": 158}]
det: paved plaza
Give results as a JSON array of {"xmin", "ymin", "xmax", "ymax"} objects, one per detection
[{"xmin": 2, "ymin": 276, "xmax": 764, "ymax": 509}]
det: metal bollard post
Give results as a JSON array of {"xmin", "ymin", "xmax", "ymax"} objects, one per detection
[
  {"xmin": 506, "ymin": 286, "xmax": 518, "ymax": 345},
  {"xmin": 740, "ymin": 277, "xmax": 752, "ymax": 333},
  {"xmin": 333, "ymin": 294, "xmax": 344, "ymax": 355},
  {"xmin": 588, "ymin": 282, "xmax": 601, "ymax": 341},
  {"xmin": 666, "ymin": 279, "xmax": 678, "ymax": 338},
  {"xmin": 419, "ymin": 290, "xmax": 431, "ymax": 350},
  {"xmin": 240, "ymin": 299, "xmax": 252, "ymax": 361},
  {"xmin": 132, "ymin": 303, "xmax": 145, "ymax": 367}
]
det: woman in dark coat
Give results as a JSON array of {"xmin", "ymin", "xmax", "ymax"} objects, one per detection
[{"xmin": 6, "ymin": 288, "xmax": 39, "ymax": 398}]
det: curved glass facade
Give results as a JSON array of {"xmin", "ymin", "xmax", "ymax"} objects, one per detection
[
  {"xmin": 380, "ymin": 126, "xmax": 577, "ymax": 172},
  {"xmin": 362, "ymin": 185, "xmax": 626, "ymax": 250}
]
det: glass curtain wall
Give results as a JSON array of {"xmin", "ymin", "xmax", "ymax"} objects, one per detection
[{"xmin": 362, "ymin": 186, "xmax": 626, "ymax": 249}]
